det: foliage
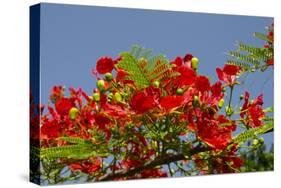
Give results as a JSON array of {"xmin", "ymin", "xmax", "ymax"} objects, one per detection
[
  {"xmin": 240, "ymin": 143, "xmax": 274, "ymax": 172},
  {"xmin": 226, "ymin": 24, "xmax": 274, "ymax": 73}
]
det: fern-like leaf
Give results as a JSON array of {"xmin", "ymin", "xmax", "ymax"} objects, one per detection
[
  {"xmin": 232, "ymin": 121, "xmax": 273, "ymax": 144},
  {"xmin": 59, "ymin": 137, "xmax": 92, "ymax": 145},
  {"xmin": 118, "ymin": 52, "xmax": 151, "ymax": 89},
  {"xmin": 254, "ymin": 32, "xmax": 273, "ymax": 43},
  {"xmin": 117, "ymin": 46, "xmax": 176, "ymax": 89}
]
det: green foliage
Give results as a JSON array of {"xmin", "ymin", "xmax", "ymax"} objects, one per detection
[
  {"xmin": 232, "ymin": 121, "xmax": 273, "ymax": 144},
  {"xmin": 117, "ymin": 45, "xmax": 176, "ymax": 89},
  {"xmin": 226, "ymin": 25, "xmax": 273, "ymax": 73},
  {"xmin": 40, "ymin": 137, "xmax": 109, "ymax": 159},
  {"xmin": 240, "ymin": 143, "xmax": 273, "ymax": 172}
]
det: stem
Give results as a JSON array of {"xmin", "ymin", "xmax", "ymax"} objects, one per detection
[
  {"xmin": 226, "ymin": 86, "xmax": 234, "ymax": 117},
  {"xmin": 168, "ymin": 163, "xmax": 174, "ymax": 177},
  {"xmin": 98, "ymin": 146, "xmax": 209, "ymax": 181}
]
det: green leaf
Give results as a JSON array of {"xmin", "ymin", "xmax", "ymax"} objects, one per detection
[
  {"xmin": 232, "ymin": 121, "xmax": 273, "ymax": 144},
  {"xmin": 117, "ymin": 52, "xmax": 151, "ymax": 89},
  {"xmin": 117, "ymin": 45, "xmax": 175, "ymax": 89},
  {"xmin": 58, "ymin": 137, "xmax": 92, "ymax": 145},
  {"xmin": 254, "ymin": 32, "xmax": 273, "ymax": 43}
]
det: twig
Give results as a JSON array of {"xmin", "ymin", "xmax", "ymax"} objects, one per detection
[{"xmin": 98, "ymin": 146, "xmax": 208, "ymax": 181}]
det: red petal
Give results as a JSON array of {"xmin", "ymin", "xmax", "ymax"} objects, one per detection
[
  {"xmin": 160, "ymin": 96, "xmax": 184, "ymax": 111},
  {"xmin": 223, "ymin": 64, "xmax": 240, "ymax": 75}
]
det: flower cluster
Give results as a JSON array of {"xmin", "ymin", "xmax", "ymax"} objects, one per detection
[{"xmin": 38, "ymin": 48, "xmax": 270, "ymax": 182}]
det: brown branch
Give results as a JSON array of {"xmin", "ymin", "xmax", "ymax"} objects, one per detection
[{"xmin": 98, "ymin": 146, "xmax": 208, "ymax": 181}]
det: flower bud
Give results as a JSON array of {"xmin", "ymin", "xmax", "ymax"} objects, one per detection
[
  {"xmin": 107, "ymin": 92, "xmax": 113, "ymax": 99},
  {"xmin": 176, "ymin": 88, "xmax": 184, "ymax": 95},
  {"xmin": 191, "ymin": 57, "xmax": 199, "ymax": 70},
  {"xmin": 259, "ymin": 137, "xmax": 264, "ymax": 144},
  {"xmin": 114, "ymin": 92, "xmax": 122, "ymax": 103},
  {"xmin": 97, "ymin": 79, "xmax": 105, "ymax": 91},
  {"xmin": 69, "ymin": 107, "xmax": 79, "ymax": 120},
  {"xmin": 193, "ymin": 95, "xmax": 200, "ymax": 107},
  {"xmin": 93, "ymin": 92, "xmax": 100, "ymax": 102},
  {"xmin": 153, "ymin": 80, "xmax": 160, "ymax": 88},
  {"xmin": 104, "ymin": 72, "xmax": 113, "ymax": 81},
  {"xmin": 226, "ymin": 105, "xmax": 233, "ymax": 116},
  {"xmin": 252, "ymin": 138, "xmax": 259, "ymax": 146},
  {"xmin": 218, "ymin": 99, "xmax": 225, "ymax": 109}
]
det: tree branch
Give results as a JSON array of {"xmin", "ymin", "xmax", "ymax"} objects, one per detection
[{"xmin": 98, "ymin": 146, "xmax": 208, "ymax": 181}]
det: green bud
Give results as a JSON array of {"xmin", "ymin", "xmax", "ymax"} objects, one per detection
[
  {"xmin": 252, "ymin": 139, "xmax": 259, "ymax": 146},
  {"xmin": 191, "ymin": 57, "xmax": 199, "ymax": 69},
  {"xmin": 176, "ymin": 88, "xmax": 184, "ymax": 95},
  {"xmin": 226, "ymin": 105, "xmax": 233, "ymax": 116},
  {"xmin": 153, "ymin": 80, "xmax": 160, "ymax": 88},
  {"xmin": 114, "ymin": 92, "xmax": 122, "ymax": 102},
  {"xmin": 97, "ymin": 80, "xmax": 105, "ymax": 91},
  {"xmin": 193, "ymin": 95, "xmax": 200, "ymax": 107},
  {"xmin": 107, "ymin": 92, "xmax": 113, "ymax": 99},
  {"xmin": 93, "ymin": 92, "xmax": 100, "ymax": 102},
  {"xmin": 259, "ymin": 137, "xmax": 264, "ymax": 144},
  {"xmin": 218, "ymin": 98, "xmax": 225, "ymax": 109},
  {"xmin": 69, "ymin": 107, "xmax": 79, "ymax": 120},
  {"xmin": 104, "ymin": 72, "xmax": 113, "ymax": 81}
]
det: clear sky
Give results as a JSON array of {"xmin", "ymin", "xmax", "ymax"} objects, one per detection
[{"xmin": 39, "ymin": 3, "xmax": 273, "ymax": 146}]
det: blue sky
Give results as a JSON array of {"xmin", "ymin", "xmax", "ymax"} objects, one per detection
[{"xmin": 39, "ymin": 3, "xmax": 273, "ymax": 146}]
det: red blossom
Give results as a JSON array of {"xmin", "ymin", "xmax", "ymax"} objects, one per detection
[
  {"xmin": 183, "ymin": 53, "xmax": 193, "ymax": 62},
  {"xmin": 96, "ymin": 57, "xmax": 114, "ymax": 74},
  {"xmin": 130, "ymin": 86, "xmax": 161, "ymax": 114},
  {"xmin": 197, "ymin": 113, "xmax": 236, "ymax": 150},
  {"xmin": 195, "ymin": 76, "xmax": 210, "ymax": 92},
  {"xmin": 216, "ymin": 64, "xmax": 240, "ymax": 86},
  {"xmin": 41, "ymin": 120, "xmax": 61, "ymax": 139},
  {"xmin": 69, "ymin": 158, "xmax": 102, "ymax": 174},
  {"xmin": 240, "ymin": 92, "xmax": 265, "ymax": 128},
  {"xmin": 171, "ymin": 56, "xmax": 183, "ymax": 66},
  {"xmin": 50, "ymin": 85, "xmax": 64, "ymax": 103},
  {"xmin": 55, "ymin": 97, "xmax": 75, "ymax": 116},
  {"xmin": 213, "ymin": 156, "xmax": 243, "ymax": 173},
  {"xmin": 174, "ymin": 66, "xmax": 196, "ymax": 87},
  {"xmin": 141, "ymin": 169, "xmax": 168, "ymax": 178},
  {"xmin": 267, "ymin": 59, "xmax": 274, "ymax": 66},
  {"xmin": 160, "ymin": 96, "xmax": 184, "ymax": 111}
]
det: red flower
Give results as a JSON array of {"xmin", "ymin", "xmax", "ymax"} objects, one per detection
[
  {"xmin": 55, "ymin": 97, "xmax": 75, "ymax": 116},
  {"xmin": 216, "ymin": 64, "xmax": 240, "ymax": 86},
  {"xmin": 116, "ymin": 68, "xmax": 135, "ymax": 85},
  {"xmin": 170, "ymin": 56, "xmax": 183, "ymax": 66},
  {"xmin": 69, "ymin": 158, "xmax": 102, "ymax": 174},
  {"xmin": 267, "ymin": 59, "xmax": 274, "ymax": 66},
  {"xmin": 160, "ymin": 96, "xmax": 184, "ymax": 111},
  {"xmin": 96, "ymin": 57, "xmax": 114, "ymax": 74},
  {"xmin": 211, "ymin": 81, "xmax": 223, "ymax": 99},
  {"xmin": 183, "ymin": 53, "xmax": 193, "ymax": 62},
  {"xmin": 195, "ymin": 76, "xmax": 210, "ymax": 92},
  {"xmin": 41, "ymin": 120, "xmax": 61, "ymax": 139},
  {"xmin": 50, "ymin": 85, "xmax": 64, "ymax": 103},
  {"xmin": 94, "ymin": 114, "xmax": 111, "ymax": 129},
  {"xmin": 197, "ymin": 114, "xmax": 236, "ymax": 150},
  {"xmin": 213, "ymin": 156, "xmax": 243, "ymax": 173},
  {"xmin": 240, "ymin": 92, "xmax": 264, "ymax": 128},
  {"xmin": 130, "ymin": 86, "xmax": 161, "ymax": 114},
  {"xmin": 141, "ymin": 169, "xmax": 168, "ymax": 178},
  {"xmin": 174, "ymin": 66, "xmax": 196, "ymax": 87}
]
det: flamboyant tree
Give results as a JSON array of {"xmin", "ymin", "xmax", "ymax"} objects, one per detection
[{"xmin": 30, "ymin": 25, "xmax": 274, "ymax": 185}]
